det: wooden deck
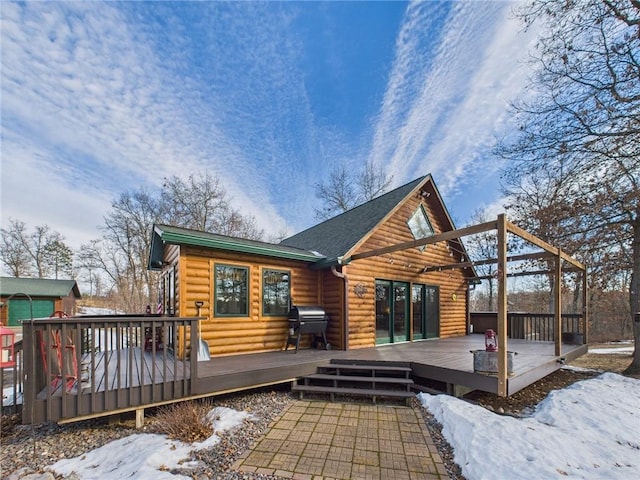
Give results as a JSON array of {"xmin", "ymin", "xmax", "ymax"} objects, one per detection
[
  {"xmin": 29, "ymin": 331, "xmax": 586, "ymax": 424},
  {"xmin": 194, "ymin": 334, "xmax": 587, "ymax": 397},
  {"xmin": 39, "ymin": 348, "xmax": 190, "ymax": 398}
]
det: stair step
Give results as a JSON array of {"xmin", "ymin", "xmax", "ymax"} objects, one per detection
[
  {"xmin": 330, "ymin": 359, "xmax": 411, "ymax": 368},
  {"xmin": 292, "ymin": 384, "xmax": 415, "ymax": 399},
  {"xmin": 305, "ymin": 373, "xmax": 413, "ymax": 385},
  {"xmin": 319, "ymin": 364, "xmax": 412, "ymax": 374}
]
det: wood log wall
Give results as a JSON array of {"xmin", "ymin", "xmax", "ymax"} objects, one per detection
[
  {"xmin": 175, "ymin": 246, "xmax": 321, "ymax": 356},
  {"xmin": 321, "ymin": 269, "xmax": 344, "ymax": 350},
  {"xmin": 346, "ymin": 194, "xmax": 468, "ymax": 348}
]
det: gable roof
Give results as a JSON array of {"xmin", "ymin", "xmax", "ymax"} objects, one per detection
[
  {"xmin": 149, "ymin": 224, "xmax": 325, "ymax": 270},
  {"xmin": 280, "ymin": 176, "xmax": 427, "ymax": 264},
  {"xmin": 0, "ymin": 277, "xmax": 81, "ymax": 298}
]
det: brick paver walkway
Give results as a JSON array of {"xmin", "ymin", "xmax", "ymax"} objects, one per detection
[{"xmin": 232, "ymin": 400, "xmax": 449, "ymax": 479}]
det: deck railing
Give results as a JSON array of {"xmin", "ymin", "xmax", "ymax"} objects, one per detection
[
  {"xmin": 21, "ymin": 316, "xmax": 200, "ymax": 424},
  {"xmin": 508, "ymin": 313, "xmax": 584, "ymax": 342},
  {"xmin": 470, "ymin": 312, "xmax": 585, "ymax": 343},
  {"xmin": 1, "ymin": 339, "xmax": 24, "ymax": 416}
]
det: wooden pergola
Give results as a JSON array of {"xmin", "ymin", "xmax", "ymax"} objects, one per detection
[{"xmin": 348, "ymin": 213, "xmax": 587, "ymax": 397}]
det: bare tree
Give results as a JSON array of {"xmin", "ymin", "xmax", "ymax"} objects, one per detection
[
  {"xmin": 498, "ymin": 0, "xmax": 640, "ymax": 372},
  {"xmin": 0, "ymin": 218, "xmax": 32, "ymax": 277},
  {"xmin": 77, "ymin": 173, "xmax": 263, "ymax": 313},
  {"xmin": 76, "ymin": 242, "xmax": 101, "ymax": 298},
  {"xmin": 314, "ymin": 161, "xmax": 392, "ymax": 220},
  {"xmin": 465, "ymin": 209, "xmax": 498, "ymax": 311},
  {"xmin": 360, "ymin": 161, "xmax": 393, "ymax": 202},
  {"xmin": 162, "ymin": 173, "xmax": 264, "ymax": 240},
  {"xmin": 101, "ymin": 190, "xmax": 164, "ymax": 312},
  {"xmin": 0, "ymin": 218, "xmax": 74, "ymax": 279}
]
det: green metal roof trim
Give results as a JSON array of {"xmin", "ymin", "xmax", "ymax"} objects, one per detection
[
  {"xmin": 0, "ymin": 277, "xmax": 81, "ymax": 298},
  {"xmin": 280, "ymin": 176, "xmax": 427, "ymax": 262},
  {"xmin": 151, "ymin": 225, "xmax": 326, "ymax": 266}
]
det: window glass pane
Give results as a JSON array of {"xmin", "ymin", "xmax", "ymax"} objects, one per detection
[
  {"xmin": 375, "ymin": 280, "xmax": 391, "ymax": 344},
  {"xmin": 215, "ymin": 265, "xmax": 248, "ymax": 316},
  {"xmin": 407, "ymin": 206, "xmax": 434, "ymax": 251},
  {"xmin": 412, "ymin": 284, "xmax": 424, "ymax": 339},
  {"xmin": 263, "ymin": 269, "xmax": 290, "ymax": 315},
  {"xmin": 425, "ymin": 285, "xmax": 440, "ymax": 338},
  {"xmin": 393, "ymin": 283, "xmax": 408, "ymax": 342}
]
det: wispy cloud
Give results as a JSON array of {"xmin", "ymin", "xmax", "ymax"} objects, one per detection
[
  {"xmin": 1, "ymin": 1, "xmax": 318, "ymax": 244},
  {"xmin": 1, "ymin": 0, "xmax": 542, "ymax": 251},
  {"xmin": 370, "ymin": 1, "xmax": 539, "ymax": 202}
]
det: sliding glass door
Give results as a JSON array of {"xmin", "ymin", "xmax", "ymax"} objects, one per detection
[
  {"xmin": 375, "ymin": 280, "xmax": 409, "ymax": 344},
  {"xmin": 412, "ymin": 284, "xmax": 440, "ymax": 340}
]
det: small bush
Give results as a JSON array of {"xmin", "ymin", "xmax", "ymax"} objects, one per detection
[
  {"xmin": 1, "ymin": 412, "xmax": 20, "ymax": 437},
  {"xmin": 152, "ymin": 400, "xmax": 214, "ymax": 443}
]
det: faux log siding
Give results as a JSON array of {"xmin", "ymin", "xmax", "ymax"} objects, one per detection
[
  {"xmin": 347, "ymin": 197, "xmax": 468, "ymax": 348},
  {"xmin": 179, "ymin": 246, "xmax": 321, "ymax": 356},
  {"xmin": 321, "ymin": 269, "xmax": 344, "ymax": 350}
]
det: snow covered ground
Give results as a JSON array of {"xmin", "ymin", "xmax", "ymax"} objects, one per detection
[
  {"xmin": 51, "ymin": 407, "xmax": 254, "ymax": 480},
  {"xmin": 2, "ymin": 342, "xmax": 636, "ymax": 479},
  {"xmin": 420, "ymin": 371, "xmax": 638, "ymax": 480},
  {"xmin": 40, "ymin": 367, "xmax": 638, "ymax": 480}
]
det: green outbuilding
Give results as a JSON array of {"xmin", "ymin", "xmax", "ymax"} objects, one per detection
[{"xmin": 0, "ymin": 277, "xmax": 81, "ymax": 326}]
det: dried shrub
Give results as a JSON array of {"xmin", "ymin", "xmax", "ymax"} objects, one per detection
[
  {"xmin": 152, "ymin": 400, "xmax": 214, "ymax": 443},
  {"xmin": 1, "ymin": 412, "xmax": 20, "ymax": 437}
]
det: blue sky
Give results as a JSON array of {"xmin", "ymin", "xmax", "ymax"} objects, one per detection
[{"xmin": 1, "ymin": 1, "xmax": 540, "ymax": 251}]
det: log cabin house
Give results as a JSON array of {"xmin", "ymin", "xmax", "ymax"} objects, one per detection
[
  {"xmin": 9, "ymin": 175, "xmax": 586, "ymax": 425},
  {"xmin": 149, "ymin": 175, "xmax": 475, "ymax": 357}
]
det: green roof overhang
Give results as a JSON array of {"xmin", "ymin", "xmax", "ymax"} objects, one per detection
[{"xmin": 150, "ymin": 225, "xmax": 325, "ymax": 269}]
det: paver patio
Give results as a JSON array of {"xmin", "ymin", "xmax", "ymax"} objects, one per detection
[{"xmin": 232, "ymin": 400, "xmax": 449, "ymax": 479}]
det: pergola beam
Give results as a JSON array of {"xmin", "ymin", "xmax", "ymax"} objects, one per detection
[
  {"xmin": 349, "ymin": 220, "xmax": 497, "ymax": 262},
  {"xmin": 506, "ymin": 220, "xmax": 585, "ymax": 271},
  {"xmin": 421, "ymin": 251, "xmax": 556, "ymax": 274},
  {"xmin": 471, "ymin": 268, "xmax": 580, "ymax": 281},
  {"xmin": 554, "ymin": 250, "xmax": 562, "ymax": 356}
]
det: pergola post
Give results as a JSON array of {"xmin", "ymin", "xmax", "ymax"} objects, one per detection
[
  {"xmin": 555, "ymin": 249, "xmax": 562, "ymax": 357},
  {"xmin": 497, "ymin": 214, "xmax": 508, "ymax": 397}
]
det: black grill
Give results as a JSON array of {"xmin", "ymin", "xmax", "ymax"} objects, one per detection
[{"xmin": 286, "ymin": 306, "xmax": 330, "ymax": 353}]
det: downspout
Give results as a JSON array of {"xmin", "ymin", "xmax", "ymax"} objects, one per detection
[{"xmin": 331, "ymin": 263, "xmax": 349, "ymax": 351}]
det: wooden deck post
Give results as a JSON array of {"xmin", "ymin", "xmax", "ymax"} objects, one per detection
[
  {"xmin": 136, "ymin": 408, "xmax": 144, "ymax": 429},
  {"xmin": 22, "ymin": 320, "xmax": 35, "ymax": 424},
  {"xmin": 497, "ymin": 214, "xmax": 508, "ymax": 397},
  {"xmin": 555, "ymin": 249, "xmax": 562, "ymax": 357}
]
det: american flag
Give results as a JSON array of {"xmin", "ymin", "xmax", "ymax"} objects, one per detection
[{"xmin": 156, "ymin": 294, "xmax": 163, "ymax": 314}]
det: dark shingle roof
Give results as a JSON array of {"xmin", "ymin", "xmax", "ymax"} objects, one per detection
[
  {"xmin": 280, "ymin": 176, "xmax": 427, "ymax": 262},
  {"xmin": 0, "ymin": 277, "xmax": 81, "ymax": 298}
]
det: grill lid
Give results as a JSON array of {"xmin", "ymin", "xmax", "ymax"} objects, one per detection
[{"xmin": 289, "ymin": 305, "xmax": 326, "ymax": 321}]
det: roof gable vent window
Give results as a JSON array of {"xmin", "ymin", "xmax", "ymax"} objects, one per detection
[{"xmin": 407, "ymin": 205, "xmax": 434, "ymax": 252}]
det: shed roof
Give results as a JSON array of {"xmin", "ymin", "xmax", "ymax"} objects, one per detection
[{"xmin": 0, "ymin": 277, "xmax": 81, "ymax": 299}]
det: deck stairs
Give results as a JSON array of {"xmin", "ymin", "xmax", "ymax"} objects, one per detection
[{"xmin": 292, "ymin": 359, "xmax": 415, "ymax": 404}]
